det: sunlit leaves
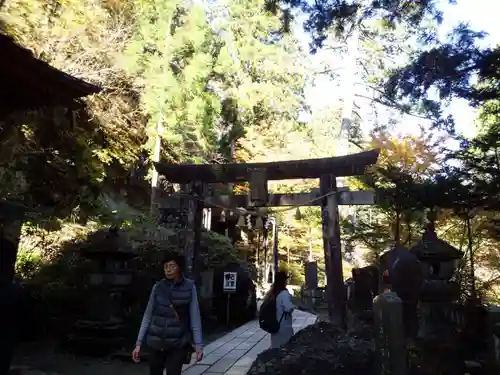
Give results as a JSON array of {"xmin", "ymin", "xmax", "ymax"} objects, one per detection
[{"xmin": 124, "ymin": 0, "xmax": 221, "ymax": 162}]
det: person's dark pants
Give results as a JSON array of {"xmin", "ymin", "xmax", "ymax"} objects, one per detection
[{"xmin": 149, "ymin": 347, "xmax": 185, "ymax": 375}]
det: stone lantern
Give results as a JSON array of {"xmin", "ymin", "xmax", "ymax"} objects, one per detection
[
  {"xmin": 68, "ymin": 226, "xmax": 136, "ymax": 354},
  {"xmin": 410, "ymin": 224, "xmax": 463, "ymax": 342}
]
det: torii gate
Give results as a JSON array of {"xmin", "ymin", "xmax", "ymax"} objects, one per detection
[{"xmin": 153, "ymin": 148, "xmax": 380, "ymax": 326}]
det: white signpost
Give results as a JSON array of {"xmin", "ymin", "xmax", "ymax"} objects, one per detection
[
  {"xmin": 223, "ymin": 271, "xmax": 237, "ymax": 292},
  {"xmin": 223, "ymin": 271, "xmax": 237, "ymax": 324}
]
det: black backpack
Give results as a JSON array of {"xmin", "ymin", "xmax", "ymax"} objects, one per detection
[{"xmin": 258, "ymin": 297, "xmax": 284, "ymax": 334}]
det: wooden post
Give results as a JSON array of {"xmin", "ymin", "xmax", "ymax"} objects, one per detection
[
  {"xmin": 320, "ymin": 174, "xmax": 345, "ymax": 327},
  {"xmin": 183, "ymin": 182, "xmax": 203, "ymax": 280},
  {"xmin": 466, "ymin": 213, "xmax": 476, "ymax": 298},
  {"xmin": 272, "ymin": 220, "xmax": 279, "ymax": 281},
  {"xmin": 193, "ymin": 196, "xmax": 203, "ymax": 283},
  {"xmin": 304, "ymin": 261, "xmax": 318, "ymax": 290},
  {"xmin": 150, "ymin": 115, "xmax": 163, "ymax": 215},
  {"xmin": 256, "ymin": 232, "xmax": 261, "ymax": 264},
  {"xmin": 263, "ymin": 228, "xmax": 269, "ymax": 283}
]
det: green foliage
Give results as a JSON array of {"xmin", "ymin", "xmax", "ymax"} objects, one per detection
[
  {"xmin": 266, "ymin": 0, "xmax": 447, "ymax": 52},
  {"xmin": 122, "ymin": 0, "xmax": 308, "ymax": 165},
  {"xmin": 214, "ymin": 0, "xmax": 308, "ymax": 162},
  {"xmin": 2, "ymin": 0, "xmax": 312, "ymax": 308},
  {"xmin": 123, "ymin": 0, "xmax": 222, "ymax": 162},
  {"xmin": 3, "ymin": 0, "xmax": 499, "ymax": 306},
  {"xmin": 378, "ymin": 20, "xmax": 500, "ymax": 301},
  {"xmin": 15, "ymin": 248, "xmax": 42, "ymax": 280},
  {"xmin": 1, "ymin": 0, "xmax": 148, "ymax": 218},
  {"xmin": 279, "ymin": 260, "xmax": 304, "ymax": 285},
  {"xmin": 383, "ymin": 23, "xmax": 500, "ymax": 131},
  {"xmin": 343, "ymin": 128, "xmax": 441, "ymax": 257},
  {"xmin": 201, "ymin": 231, "xmax": 242, "ymax": 268}
]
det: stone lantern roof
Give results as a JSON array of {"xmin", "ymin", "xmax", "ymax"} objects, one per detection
[
  {"xmin": 410, "ymin": 226, "xmax": 463, "ymax": 262},
  {"xmin": 81, "ymin": 226, "xmax": 135, "ymax": 259}
]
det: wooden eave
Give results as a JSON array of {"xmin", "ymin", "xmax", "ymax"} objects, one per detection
[{"xmin": 0, "ymin": 33, "xmax": 101, "ymax": 114}]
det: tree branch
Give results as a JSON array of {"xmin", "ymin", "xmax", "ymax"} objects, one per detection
[{"xmin": 354, "ymin": 86, "xmax": 433, "ymax": 122}]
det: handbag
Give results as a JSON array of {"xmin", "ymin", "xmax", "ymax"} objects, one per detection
[{"xmin": 164, "ymin": 284, "xmax": 195, "ymax": 364}]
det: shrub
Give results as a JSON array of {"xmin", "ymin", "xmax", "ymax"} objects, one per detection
[{"xmin": 15, "ymin": 249, "xmax": 43, "ymax": 280}]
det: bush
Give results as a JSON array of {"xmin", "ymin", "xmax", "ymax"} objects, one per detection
[
  {"xmin": 14, "ymin": 213, "xmax": 248, "ymax": 342},
  {"xmin": 15, "ymin": 249, "xmax": 43, "ymax": 280}
]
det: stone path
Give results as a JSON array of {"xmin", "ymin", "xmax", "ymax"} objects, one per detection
[
  {"xmin": 10, "ymin": 310, "xmax": 317, "ymax": 375},
  {"xmin": 181, "ymin": 309, "xmax": 317, "ymax": 375}
]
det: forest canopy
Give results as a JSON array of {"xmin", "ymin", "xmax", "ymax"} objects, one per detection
[{"xmin": 1, "ymin": 0, "xmax": 499, "ymax": 301}]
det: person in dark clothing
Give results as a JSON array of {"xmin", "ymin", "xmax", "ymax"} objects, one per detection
[
  {"xmin": 263, "ymin": 271, "xmax": 295, "ymax": 348},
  {"xmin": 132, "ymin": 252, "xmax": 203, "ymax": 375}
]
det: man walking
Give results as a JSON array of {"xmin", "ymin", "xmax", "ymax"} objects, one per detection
[{"xmin": 132, "ymin": 252, "xmax": 204, "ymax": 375}]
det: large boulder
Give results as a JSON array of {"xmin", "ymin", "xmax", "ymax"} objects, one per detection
[{"xmin": 247, "ymin": 321, "xmax": 375, "ymax": 375}]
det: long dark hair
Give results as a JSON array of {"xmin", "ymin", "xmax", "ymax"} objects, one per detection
[{"xmin": 270, "ymin": 271, "xmax": 288, "ymax": 296}]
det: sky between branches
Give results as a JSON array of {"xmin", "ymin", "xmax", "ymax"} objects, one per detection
[{"xmin": 302, "ymin": 0, "xmax": 500, "ymax": 143}]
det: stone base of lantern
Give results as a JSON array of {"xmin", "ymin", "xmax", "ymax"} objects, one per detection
[{"xmin": 66, "ymin": 318, "xmax": 128, "ymax": 355}]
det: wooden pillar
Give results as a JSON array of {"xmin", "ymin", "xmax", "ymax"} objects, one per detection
[
  {"xmin": 263, "ymin": 228, "xmax": 269, "ymax": 283},
  {"xmin": 193, "ymin": 198, "xmax": 203, "ymax": 283},
  {"xmin": 272, "ymin": 221, "xmax": 279, "ymax": 280},
  {"xmin": 256, "ymin": 232, "xmax": 261, "ymax": 264},
  {"xmin": 320, "ymin": 174, "xmax": 345, "ymax": 327},
  {"xmin": 183, "ymin": 182, "xmax": 203, "ymax": 280},
  {"xmin": 304, "ymin": 261, "xmax": 318, "ymax": 290}
]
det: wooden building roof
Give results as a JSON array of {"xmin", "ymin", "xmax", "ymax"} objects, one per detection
[{"xmin": 0, "ymin": 33, "xmax": 101, "ymax": 114}]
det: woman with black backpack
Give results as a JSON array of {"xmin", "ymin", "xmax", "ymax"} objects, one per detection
[{"xmin": 260, "ymin": 271, "xmax": 295, "ymax": 348}]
